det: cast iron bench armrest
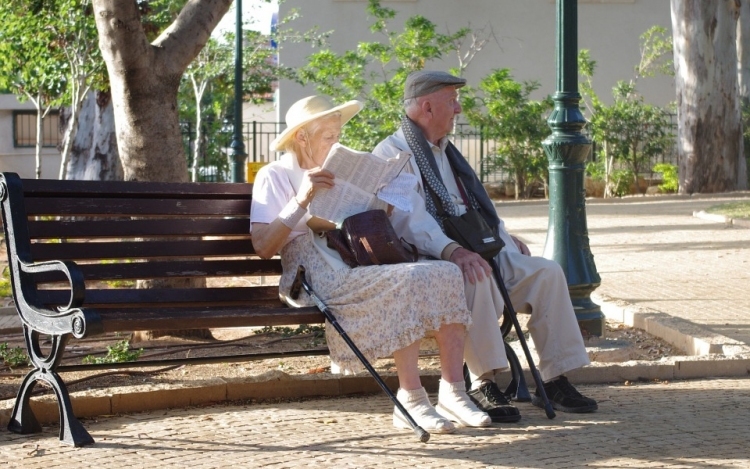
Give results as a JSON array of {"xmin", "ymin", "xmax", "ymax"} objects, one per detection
[{"xmin": 11, "ymin": 258, "xmax": 99, "ymax": 338}]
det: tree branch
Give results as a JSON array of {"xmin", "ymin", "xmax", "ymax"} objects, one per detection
[{"xmin": 152, "ymin": 0, "xmax": 232, "ymax": 75}]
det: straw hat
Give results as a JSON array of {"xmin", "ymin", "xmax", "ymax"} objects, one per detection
[{"xmin": 269, "ymin": 95, "xmax": 363, "ymax": 152}]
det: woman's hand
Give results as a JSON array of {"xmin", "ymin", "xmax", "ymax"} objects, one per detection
[{"xmin": 296, "ymin": 168, "xmax": 335, "ymax": 208}]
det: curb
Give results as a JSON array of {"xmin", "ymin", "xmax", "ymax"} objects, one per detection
[
  {"xmin": 2, "ymin": 353, "xmax": 749, "ymax": 429},
  {"xmin": 693, "ymin": 210, "xmax": 750, "ymax": 228}
]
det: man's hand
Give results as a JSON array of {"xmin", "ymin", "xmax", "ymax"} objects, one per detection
[
  {"xmin": 449, "ymin": 247, "xmax": 492, "ymax": 284},
  {"xmin": 512, "ymin": 235, "xmax": 531, "ymax": 256}
]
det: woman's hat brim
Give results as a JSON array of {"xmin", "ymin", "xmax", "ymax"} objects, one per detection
[{"xmin": 269, "ymin": 99, "xmax": 363, "ymax": 152}]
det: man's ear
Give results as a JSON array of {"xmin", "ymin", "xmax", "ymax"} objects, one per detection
[{"xmin": 421, "ymin": 99, "xmax": 432, "ymax": 118}]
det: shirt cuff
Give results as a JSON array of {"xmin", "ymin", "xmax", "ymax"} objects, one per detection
[{"xmin": 440, "ymin": 242, "xmax": 462, "ymax": 261}]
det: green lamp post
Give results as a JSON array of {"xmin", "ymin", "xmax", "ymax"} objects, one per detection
[
  {"xmin": 230, "ymin": 0, "xmax": 247, "ymax": 183},
  {"xmin": 542, "ymin": 0, "xmax": 604, "ymax": 336}
]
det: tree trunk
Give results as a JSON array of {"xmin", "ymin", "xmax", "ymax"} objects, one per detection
[
  {"xmin": 35, "ymin": 103, "xmax": 43, "ymax": 180},
  {"xmin": 63, "ymin": 90, "xmax": 123, "ymax": 181},
  {"xmin": 737, "ymin": 0, "xmax": 750, "ymax": 185},
  {"xmin": 671, "ymin": 0, "xmax": 748, "ymax": 193},
  {"xmin": 92, "ymin": 0, "xmax": 231, "ymax": 183},
  {"xmin": 92, "ymin": 0, "xmax": 231, "ymax": 341}
]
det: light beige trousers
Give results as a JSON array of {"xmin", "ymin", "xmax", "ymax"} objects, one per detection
[{"xmin": 463, "ymin": 250, "xmax": 590, "ymax": 382}]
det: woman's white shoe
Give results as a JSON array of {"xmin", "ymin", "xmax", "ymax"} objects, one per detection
[
  {"xmin": 435, "ymin": 379, "xmax": 492, "ymax": 427},
  {"xmin": 393, "ymin": 387, "xmax": 456, "ymax": 434}
]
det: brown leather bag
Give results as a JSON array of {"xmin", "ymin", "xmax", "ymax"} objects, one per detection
[{"xmin": 325, "ymin": 209, "xmax": 418, "ymax": 267}]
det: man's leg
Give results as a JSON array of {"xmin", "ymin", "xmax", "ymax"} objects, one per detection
[
  {"xmin": 462, "ymin": 276, "xmax": 521, "ymax": 422},
  {"xmin": 496, "ymin": 250, "xmax": 597, "ymax": 413}
]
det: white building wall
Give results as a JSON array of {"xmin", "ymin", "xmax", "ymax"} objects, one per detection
[
  {"xmin": 0, "ymin": 94, "xmax": 61, "ymax": 180},
  {"xmin": 277, "ymin": 0, "xmax": 674, "ymax": 122}
]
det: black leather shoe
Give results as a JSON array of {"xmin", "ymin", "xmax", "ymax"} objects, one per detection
[
  {"xmin": 467, "ymin": 380, "xmax": 522, "ymax": 423},
  {"xmin": 532, "ymin": 376, "xmax": 598, "ymax": 413}
]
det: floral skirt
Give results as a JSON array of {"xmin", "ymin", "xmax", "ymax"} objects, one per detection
[{"xmin": 279, "ymin": 235, "xmax": 471, "ymax": 374}]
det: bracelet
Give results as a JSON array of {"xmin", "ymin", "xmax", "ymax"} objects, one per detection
[{"xmin": 278, "ymin": 198, "xmax": 307, "ymax": 229}]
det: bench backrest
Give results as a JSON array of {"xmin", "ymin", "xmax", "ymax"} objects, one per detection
[{"xmin": 0, "ymin": 173, "xmax": 285, "ymax": 311}]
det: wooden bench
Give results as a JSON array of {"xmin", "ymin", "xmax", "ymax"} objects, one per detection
[
  {"xmin": 0, "ymin": 172, "xmax": 328, "ymax": 447},
  {"xmin": 0, "ymin": 172, "xmax": 528, "ymax": 447}
]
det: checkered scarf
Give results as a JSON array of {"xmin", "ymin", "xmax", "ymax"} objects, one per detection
[{"xmin": 401, "ymin": 115, "xmax": 486, "ymax": 230}]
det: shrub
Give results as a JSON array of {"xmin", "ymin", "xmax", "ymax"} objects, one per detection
[
  {"xmin": 0, "ymin": 342, "xmax": 29, "ymax": 367},
  {"xmin": 654, "ymin": 163, "xmax": 678, "ymax": 193},
  {"xmin": 82, "ymin": 340, "xmax": 143, "ymax": 364}
]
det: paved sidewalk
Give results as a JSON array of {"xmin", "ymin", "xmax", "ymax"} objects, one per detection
[
  {"xmin": 500, "ymin": 193, "xmax": 750, "ymax": 350},
  {"xmin": 1, "ymin": 377, "xmax": 748, "ymax": 468},
  {"xmin": 2, "ymin": 193, "xmax": 750, "ymax": 467}
]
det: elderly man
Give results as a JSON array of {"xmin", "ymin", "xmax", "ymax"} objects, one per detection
[{"xmin": 374, "ymin": 70, "xmax": 597, "ymax": 423}]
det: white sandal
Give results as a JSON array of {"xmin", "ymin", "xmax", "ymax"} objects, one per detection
[
  {"xmin": 435, "ymin": 379, "xmax": 492, "ymax": 427},
  {"xmin": 393, "ymin": 387, "xmax": 456, "ymax": 434}
]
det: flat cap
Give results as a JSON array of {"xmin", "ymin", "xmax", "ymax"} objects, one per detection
[{"xmin": 404, "ymin": 70, "xmax": 467, "ymax": 100}]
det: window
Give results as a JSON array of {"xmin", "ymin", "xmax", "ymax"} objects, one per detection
[{"xmin": 13, "ymin": 111, "xmax": 61, "ymax": 148}]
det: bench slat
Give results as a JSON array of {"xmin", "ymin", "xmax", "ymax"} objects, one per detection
[
  {"xmin": 20, "ymin": 179, "xmax": 252, "ymax": 199},
  {"xmin": 30, "ymin": 239, "xmax": 255, "ymax": 261},
  {"xmin": 37, "ymin": 286, "xmax": 281, "ymax": 307},
  {"xmin": 28, "ymin": 218, "xmax": 252, "ymax": 239},
  {"xmin": 24, "ymin": 197, "xmax": 251, "ymax": 217},
  {"xmin": 98, "ymin": 305, "xmax": 324, "ymax": 332},
  {"xmin": 35, "ymin": 258, "xmax": 283, "ymax": 283}
]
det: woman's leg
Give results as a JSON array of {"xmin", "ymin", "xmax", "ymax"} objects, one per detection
[
  {"xmin": 391, "ymin": 340, "xmax": 455, "ymax": 433},
  {"xmin": 433, "ymin": 323, "xmax": 492, "ymax": 427},
  {"xmin": 392, "ymin": 340, "xmax": 422, "ymax": 390},
  {"xmin": 433, "ymin": 323, "xmax": 466, "ymax": 383}
]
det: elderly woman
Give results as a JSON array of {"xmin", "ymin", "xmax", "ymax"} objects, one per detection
[{"xmin": 250, "ymin": 95, "xmax": 490, "ymax": 433}]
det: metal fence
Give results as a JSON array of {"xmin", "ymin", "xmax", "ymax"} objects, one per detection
[{"xmin": 182, "ymin": 118, "xmax": 678, "ymax": 184}]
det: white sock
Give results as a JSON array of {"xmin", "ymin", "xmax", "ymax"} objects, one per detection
[
  {"xmin": 393, "ymin": 387, "xmax": 455, "ymax": 434},
  {"xmin": 436, "ymin": 379, "xmax": 492, "ymax": 427}
]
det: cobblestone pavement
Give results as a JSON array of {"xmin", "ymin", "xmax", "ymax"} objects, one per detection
[
  {"xmin": 2, "ymin": 194, "xmax": 750, "ymax": 468},
  {"xmin": 1, "ymin": 378, "xmax": 749, "ymax": 468},
  {"xmin": 500, "ymin": 194, "xmax": 750, "ymax": 346}
]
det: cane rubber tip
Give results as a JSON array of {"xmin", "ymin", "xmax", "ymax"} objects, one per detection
[
  {"xmin": 545, "ymin": 405, "xmax": 556, "ymax": 419},
  {"xmin": 417, "ymin": 428, "xmax": 430, "ymax": 443}
]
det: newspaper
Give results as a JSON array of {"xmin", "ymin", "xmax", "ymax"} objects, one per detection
[{"xmin": 309, "ymin": 143, "xmax": 412, "ymax": 224}]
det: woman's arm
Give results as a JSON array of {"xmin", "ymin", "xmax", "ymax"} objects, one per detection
[
  {"xmin": 251, "ymin": 167, "xmax": 336, "ymax": 258},
  {"xmin": 251, "ymin": 220, "xmax": 293, "ymax": 259}
]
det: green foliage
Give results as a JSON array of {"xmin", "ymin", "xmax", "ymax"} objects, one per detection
[
  {"xmin": 742, "ymin": 101, "xmax": 750, "ymax": 186},
  {"xmin": 298, "ymin": 0, "xmax": 478, "ymax": 151},
  {"xmin": 635, "ymin": 26, "xmax": 674, "ymax": 79},
  {"xmin": 253, "ymin": 324, "xmax": 326, "ymax": 347},
  {"xmin": 653, "ymin": 163, "xmax": 678, "ymax": 193},
  {"xmin": 179, "ymin": 4, "xmax": 327, "ymax": 180},
  {"xmin": 609, "ymin": 169, "xmax": 635, "ymax": 197},
  {"xmin": 462, "ymin": 69, "xmax": 553, "ymax": 198},
  {"xmin": 0, "ymin": 342, "xmax": 29, "ymax": 368},
  {"xmin": 579, "ymin": 28, "xmax": 674, "ymax": 196},
  {"xmin": 585, "ymin": 160, "xmax": 606, "ymax": 181},
  {"xmin": 706, "ymin": 201, "xmax": 750, "ymax": 220},
  {"xmin": 82, "ymin": 340, "xmax": 143, "ymax": 364},
  {"xmin": 253, "ymin": 324, "xmax": 325, "ymax": 338},
  {"xmin": 0, "ymin": 266, "xmax": 12, "ymax": 298}
]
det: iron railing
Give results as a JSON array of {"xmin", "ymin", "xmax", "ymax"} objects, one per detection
[{"xmin": 182, "ymin": 119, "xmax": 678, "ymax": 184}]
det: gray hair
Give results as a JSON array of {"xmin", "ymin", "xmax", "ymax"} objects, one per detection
[
  {"xmin": 286, "ymin": 112, "xmax": 342, "ymax": 154},
  {"xmin": 403, "ymin": 97, "xmax": 419, "ymax": 114}
]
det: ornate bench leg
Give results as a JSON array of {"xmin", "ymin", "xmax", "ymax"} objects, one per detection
[
  {"xmin": 8, "ymin": 326, "xmax": 95, "ymax": 446},
  {"xmin": 8, "ymin": 370, "xmax": 43, "ymax": 434}
]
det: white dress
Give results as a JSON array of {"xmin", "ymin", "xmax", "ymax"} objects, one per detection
[{"xmin": 250, "ymin": 153, "xmax": 471, "ymax": 374}]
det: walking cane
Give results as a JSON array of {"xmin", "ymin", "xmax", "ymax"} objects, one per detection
[
  {"xmin": 488, "ymin": 258, "xmax": 556, "ymax": 420},
  {"xmin": 290, "ymin": 266, "xmax": 430, "ymax": 443}
]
